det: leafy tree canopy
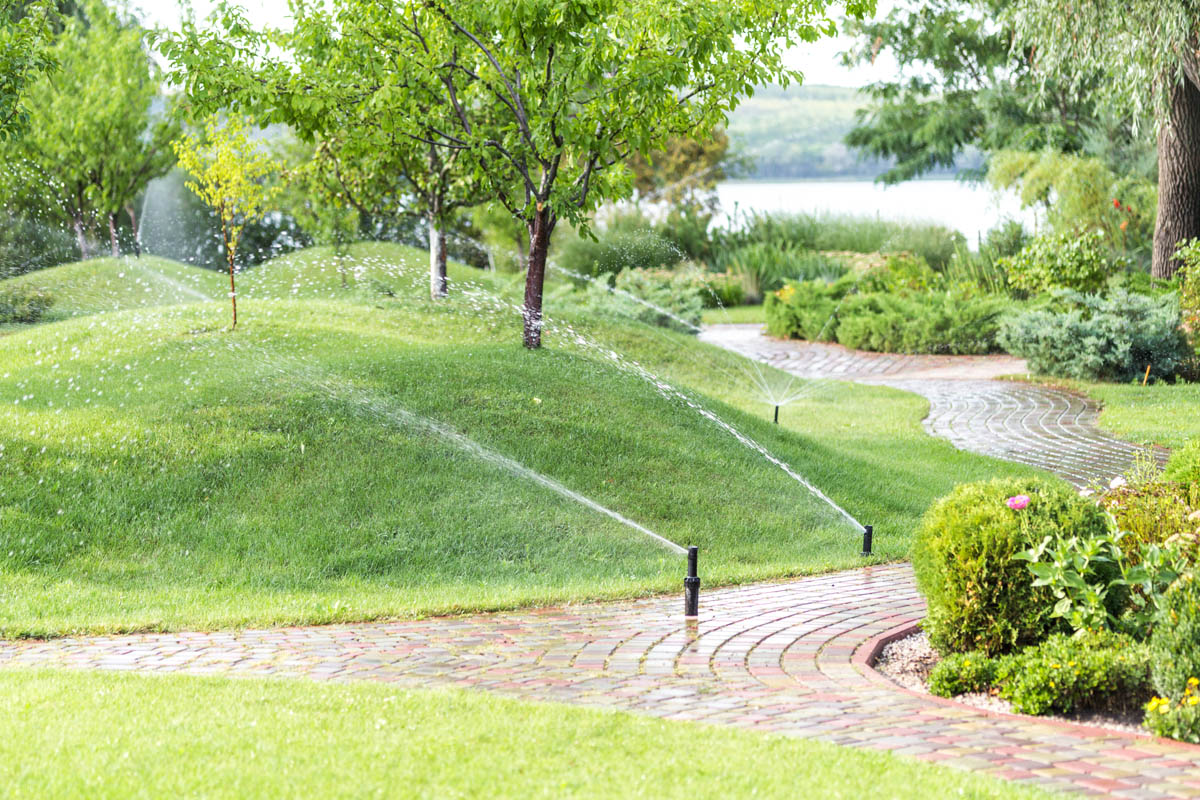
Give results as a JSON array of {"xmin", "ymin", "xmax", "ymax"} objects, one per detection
[
  {"xmin": 841, "ymin": 0, "xmax": 1103, "ymax": 184},
  {"xmin": 0, "ymin": 0, "xmax": 55, "ymax": 140},
  {"xmin": 161, "ymin": 0, "xmax": 872, "ymax": 346}
]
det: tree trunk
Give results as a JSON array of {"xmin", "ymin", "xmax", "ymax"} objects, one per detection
[
  {"xmin": 73, "ymin": 215, "xmax": 89, "ymax": 260},
  {"xmin": 1153, "ymin": 76, "xmax": 1200, "ymax": 279},
  {"xmin": 125, "ymin": 204, "xmax": 141, "ymax": 258},
  {"xmin": 108, "ymin": 213, "xmax": 120, "ymax": 258},
  {"xmin": 523, "ymin": 206, "xmax": 555, "ymax": 349},
  {"xmin": 224, "ymin": 222, "xmax": 237, "ymax": 329},
  {"xmin": 429, "ymin": 211, "xmax": 448, "ymax": 299}
]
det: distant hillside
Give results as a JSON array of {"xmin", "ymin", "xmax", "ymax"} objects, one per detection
[{"xmin": 727, "ymin": 83, "xmax": 978, "ymax": 181}]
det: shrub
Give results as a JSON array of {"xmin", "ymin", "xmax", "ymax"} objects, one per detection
[
  {"xmin": 833, "ymin": 291, "xmax": 1008, "ymax": 355},
  {"xmin": 1165, "ymin": 440, "xmax": 1200, "ymax": 486},
  {"xmin": 1144, "ymin": 683, "xmax": 1200, "ymax": 743},
  {"xmin": 1149, "ymin": 575, "xmax": 1200, "ymax": 701},
  {"xmin": 880, "ymin": 223, "xmax": 965, "ymax": 271},
  {"xmin": 927, "ymin": 631, "xmax": 1153, "ymax": 717},
  {"xmin": 999, "ymin": 290, "xmax": 1191, "ymax": 382},
  {"xmin": 712, "ymin": 242, "xmax": 846, "ymax": 303},
  {"xmin": 1000, "ymin": 230, "xmax": 1111, "ymax": 294},
  {"xmin": 584, "ymin": 267, "xmax": 703, "ymax": 332},
  {"xmin": 1104, "ymin": 479, "xmax": 1200, "ymax": 552},
  {"xmin": 994, "ymin": 630, "xmax": 1152, "ymax": 716},
  {"xmin": 0, "ymin": 285, "xmax": 54, "ymax": 324},
  {"xmin": 927, "ymin": 651, "xmax": 1001, "ymax": 698},
  {"xmin": 912, "ymin": 478, "xmax": 1110, "ymax": 656},
  {"xmin": 697, "ymin": 272, "xmax": 746, "ymax": 309},
  {"xmin": 763, "ymin": 277, "xmax": 849, "ymax": 341},
  {"xmin": 558, "ymin": 217, "xmax": 683, "ymax": 279}
]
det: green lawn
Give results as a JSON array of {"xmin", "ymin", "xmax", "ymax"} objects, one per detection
[
  {"xmin": 701, "ymin": 304, "xmax": 766, "ymax": 325},
  {"xmin": 0, "ymin": 669, "xmax": 1049, "ymax": 800},
  {"xmin": 0, "ymin": 246, "xmax": 1040, "ymax": 636},
  {"xmin": 2, "ymin": 255, "xmax": 226, "ymax": 319},
  {"xmin": 1081, "ymin": 382, "xmax": 1200, "ymax": 450}
]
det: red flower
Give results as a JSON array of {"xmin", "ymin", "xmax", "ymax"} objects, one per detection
[{"xmin": 1113, "ymin": 198, "xmax": 1121, "ymax": 209}]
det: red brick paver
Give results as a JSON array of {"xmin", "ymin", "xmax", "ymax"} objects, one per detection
[{"xmin": 3, "ymin": 566, "xmax": 1200, "ymax": 796}]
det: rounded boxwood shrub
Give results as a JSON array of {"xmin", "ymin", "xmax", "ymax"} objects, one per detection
[
  {"xmin": 1150, "ymin": 575, "xmax": 1200, "ymax": 700},
  {"xmin": 1165, "ymin": 440, "xmax": 1200, "ymax": 486},
  {"xmin": 913, "ymin": 478, "xmax": 1110, "ymax": 656}
]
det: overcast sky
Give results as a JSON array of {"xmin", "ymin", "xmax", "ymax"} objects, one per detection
[{"xmin": 138, "ymin": 1, "xmax": 900, "ymax": 88}]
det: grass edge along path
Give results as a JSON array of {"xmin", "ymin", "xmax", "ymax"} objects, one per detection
[{"xmin": 0, "ymin": 668, "xmax": 1052, "ymax": 800}]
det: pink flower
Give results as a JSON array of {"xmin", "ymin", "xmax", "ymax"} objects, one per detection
[{"xmin": 1007, "ymin": 495, "xmax": 1030, "ymax": 510}]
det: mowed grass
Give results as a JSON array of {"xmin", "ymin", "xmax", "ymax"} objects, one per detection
[
  {"xmin": 0, "ymin": 670, "xmax": 1051, "ymax": 800},
  {"xmin": 2, "ymin": 255, "xmax": 226, "ymax": 319},
  {"xmin": 1081, "ymin": 382, "xmax": 1200, "ymax": 450},
  {"xmin": 700, "ymin": 304, "xmax": 767, "ymax": 325},
  {"xmin": 0, "ymin": 245, "xmax": 1039, "ymax": 636}
]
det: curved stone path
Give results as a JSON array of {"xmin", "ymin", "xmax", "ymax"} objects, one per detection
[
  {"xmin": 700, "ymin": 323, "xmax": 1168, "ymax": 487},
  {"xmin": 3, "ymin": 324, "xmax": 1196, "ymax": 798}
]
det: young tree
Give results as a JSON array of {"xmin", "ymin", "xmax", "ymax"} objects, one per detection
[
  {"xmin": 0, "ymin": 0, "xmax": 54, "ymax": 141},
  {"xmin": 162, "ymin": 0, "xmax": 870, "ymax": 348},
  {"xmin": 174, "ymin": 114, "xmax": 280, "ymax": 329},
  {"xmin": 1009, "ymin": 0, "xmax": 1200, "ymax": 278},
  {"xmin": 1, "ymin": 0, "xmax": 176, "ymax": 258}
]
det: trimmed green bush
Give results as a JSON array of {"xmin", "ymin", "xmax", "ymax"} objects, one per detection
[
  {"xmin": 1000, "ymin": 229, "xmax": 1110, "ymax": 294},
  {"xmin": 998, "ymin": 290, "xmax": 1191, "ymax": 382},
  {"xmin": 927, "ymin": 651, "xmax": 1001, "ymax": 698},
  {"xmin": 0, "ymin": 285, "xmax": 54, "ymax": 324},
  {"xmin": 913, "ymin": 478, "xmax": 1110, "ymax": 656},
  {"xmin": 995, "ymin": 631, "xmax": 1151, "ymax": 715},
  {"xmin": 833, "ymin": 291, "xmax": 1008, "ymax": 355},
  {"xmin": 1149, "ymin": 575, "xmax": 1200, "ymax": 701},
  {"xmin": 1165, "ymin": 440, "xmax": 1200, "ymax": 486},
  {"xmin": 583, "ymin": 267, "xmax": 703, "ymax": 332}
]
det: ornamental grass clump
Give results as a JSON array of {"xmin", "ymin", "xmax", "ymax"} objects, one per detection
[{"xmin": 912, "ymin": 478, "xmax": 1110, "ymax": 656}]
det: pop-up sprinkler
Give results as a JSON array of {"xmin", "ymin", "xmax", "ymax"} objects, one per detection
[
  {"xmin": 684, "ymin": 546, "xmax": 700, "ymax": 618},
  {"xmin": 773, "ymin": 404, "xmax": 780, "ymax": 424},
  {"xmin": 862, "ymin": 525, "xmax": 873, "ymax": 557}
]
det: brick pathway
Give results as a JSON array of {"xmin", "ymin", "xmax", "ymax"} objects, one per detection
[
  {"xmin": 700, "ymin": 323, "xmax": 1169, "ymax": 487},
  {"xmin": 3, "ymin": 323, "xmax": 1195, "ymax": 797}
]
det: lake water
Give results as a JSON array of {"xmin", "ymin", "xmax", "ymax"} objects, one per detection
[{"xmin": 716, "ymin": 179, "xmax": 1039, "ymax": 246}]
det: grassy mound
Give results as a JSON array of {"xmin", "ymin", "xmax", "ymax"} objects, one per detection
[
  {"xmin": 0, "ymin": 245, "xmax": 1038, "ymax": 636},
  {"xmin": 0, "ymin": 256, "xmax": 224, "ymax": 320}
]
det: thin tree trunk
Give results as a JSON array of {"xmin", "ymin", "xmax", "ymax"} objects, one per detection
[
  {"xmin": 223, "ymin": 221, "xmax": 237, "ymax": 329},
  {"xmin": 429, "ymin": 211, "xmax": 448, "ymax": 299},
  {"xmin": 73, "ymin": 215, "xmax": 89, "ymax": 260},
  {"xmin": 523, "ymin": 206, "xmax": 555, "ymax": 349},
  {"xmin": 125, "ymin": 204, "xmax": 141, "ymax": 258},
  {"xmin": 437, "ymin": 226, "xmax": 448, "ymax": 288},
  {"xmin": 108, "ymin": 213, "xmax": 120, "ymax": 259},
  {"xmin": 1153, "ymin": 76, "xmax": 1200, "ymax": 279}
]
